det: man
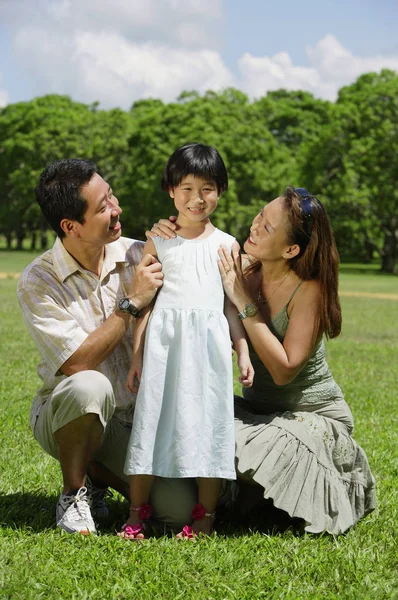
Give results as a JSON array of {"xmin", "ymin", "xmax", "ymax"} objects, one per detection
[{"xmin": 17, "ymin": 159, "xmax": 196, "ymax": 535}]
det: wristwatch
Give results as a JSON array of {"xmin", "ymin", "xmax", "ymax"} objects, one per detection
[
  {"xmin": 118, "ymin": 297, "xmax": 141, "ymax": 318},
  {"xmin": 238, "ymin": 303, "xmax": 258, "ymax": 321}
]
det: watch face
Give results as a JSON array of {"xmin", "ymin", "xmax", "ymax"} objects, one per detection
[
  {"xmin": 119, "ymin": 298, "xmax": 130, "ymax": 311},
  {"xmin": 245, "ymin": 303, "xmax": 258, "ymax": 317}
]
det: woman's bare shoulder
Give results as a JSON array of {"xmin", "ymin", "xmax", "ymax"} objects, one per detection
[{"xmin": 289, "ymin": 278, "xmax": 321, "ymax": 312}]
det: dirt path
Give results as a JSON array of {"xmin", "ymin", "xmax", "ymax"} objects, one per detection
[
  {"xmin": 0, "ymin": 272, "xmax": 21, "ymax": 280},
  {"xmin": 339, "ymin": 291, "xmax": 398, "ymax": 300},
  {"xmin": 1, "ymin": 271, "xmax": 397, "ymax": 300}
]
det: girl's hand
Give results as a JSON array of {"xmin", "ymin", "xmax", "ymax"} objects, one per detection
[
  {"xmin": 218, "ymin": 242, "xmax": 250, "ymax": 306},
  {"xmin": 238, "ymin": 359, "xmax": 255, "ymax": 388},
  {"xmin": 126, "ymin": 362, "xmax": 142, "ymax": 394},
  {"xmin": 145, "ymin": 216, "xmax": 178, "ymax": 240}
]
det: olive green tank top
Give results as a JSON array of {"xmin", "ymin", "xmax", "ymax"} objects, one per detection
[{"xmin": 243, "ymin": 283, "xmax": 354, "ymax": 430}]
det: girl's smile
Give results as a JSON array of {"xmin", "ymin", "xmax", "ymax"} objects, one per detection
[{"xmin": 170, "ymin": 175, "xmax": 218, "ymax": 227}]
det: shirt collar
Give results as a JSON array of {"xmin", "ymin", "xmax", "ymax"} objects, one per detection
[
  {"xmin": 52, "ymin": 237, "xmax": 81, "ymax": 282},
  {"xmin": 52, "ymin": 237, "xmax": 129, "ymax": 283},
  {"xmin": 101, "ymin": 238, "xmax": 129, "ymax": 280}
]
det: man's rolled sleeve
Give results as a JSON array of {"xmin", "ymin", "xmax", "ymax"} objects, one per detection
[{"xmin": 18, "ymin": 282, "xmax": 88, "ymax": 376}]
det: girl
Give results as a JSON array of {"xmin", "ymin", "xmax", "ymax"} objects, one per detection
[{"xmin": 119, "ymin": 143, "xmax": 254, "ymax": 539}]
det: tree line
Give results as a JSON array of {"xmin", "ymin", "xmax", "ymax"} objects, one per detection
[{"xmin": 0, "ymin": 70, "xmax": 397, "ymax": 272}]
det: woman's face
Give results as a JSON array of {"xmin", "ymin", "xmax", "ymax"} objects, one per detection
[{"xmin": 244, "ymin": 196, "xmax": 291, "ymax": 261}]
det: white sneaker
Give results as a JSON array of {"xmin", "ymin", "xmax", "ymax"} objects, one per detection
[
  {"xmin": 56, "ymin": 487, "xmax": 97, "ymax": 535},
  {"xmin": 85, "ymin": 476, "xmax": 110, "ymax": 519}
]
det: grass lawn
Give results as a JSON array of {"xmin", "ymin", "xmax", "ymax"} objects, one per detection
[{"xmin": 0, "ymin": 253, "xmax": 397, "ymax": 599}]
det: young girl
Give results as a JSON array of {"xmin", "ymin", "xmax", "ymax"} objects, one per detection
[{"xmin": 119, "ymin": 143, "xmax": 254, "ymax": 539}]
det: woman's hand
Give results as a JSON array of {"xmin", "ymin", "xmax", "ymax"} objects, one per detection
[
  {"xmin": 145, "ymin": 216, "xmax": 178, "ymax": 240},
  {"xmin": 218, "ymin": 242, "xmax": 252, "ymax": 307}
]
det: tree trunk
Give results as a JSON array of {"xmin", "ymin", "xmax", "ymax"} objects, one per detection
[
  {"xmin": 381, "ymin": 221, "xmax": 398, "ymax": 273},
  {"xmin": 363, "ymin": 237, "xmax": 377, "ymax": 264},
  {"xmin": 30, "ymin": 231, "xmax": 37, "ymax": 251},
  {"xmin": 16, "ymin": 231, "xmax": 25, "ymax": 250},
  {"xmin": 40, "ymin": 230, "xmax": 48, "ymax": 250}
]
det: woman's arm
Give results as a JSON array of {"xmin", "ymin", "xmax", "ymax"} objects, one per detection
[{"xmin": 218, "ymin": 244, "xmax": 321, "ymax": 386}]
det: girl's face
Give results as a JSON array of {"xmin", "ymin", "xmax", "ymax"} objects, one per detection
[
  {"xmin": 244, "ymin": 196, "xmax": 293, "ymax": 261},
  {"xmin": 169, "ymin": 175, "xmax": 218, "ymax": 226}
]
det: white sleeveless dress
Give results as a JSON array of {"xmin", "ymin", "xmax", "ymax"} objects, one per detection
[{"xmin": 124, "ymin": 228, "xmax": 236, "ymax": 480}]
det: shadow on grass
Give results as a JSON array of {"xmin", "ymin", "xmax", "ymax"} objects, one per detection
[
  {"xmin": 0, "ymin": 489, "xmax": 129, "ymax": 534},
  {"xmin": 0, "ymin": 490, "xmax": 303, "ymax": 537},
  {"xmin": 216, "ymin": 498, "xmax": 304, "ymax": 538}
]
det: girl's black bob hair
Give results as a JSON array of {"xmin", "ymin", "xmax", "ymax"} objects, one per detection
[{"xmin": 160, "ymin": 143, "xmax": 228, "ymax": 194}]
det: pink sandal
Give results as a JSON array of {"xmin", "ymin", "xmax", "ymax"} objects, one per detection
[
  {"xmin": 176, "ymin": 503, "xmax": 215, "ymax": 540},
  {"xmin": 117, "ymin": 503, "xmax": 152, "ymax": 540}
]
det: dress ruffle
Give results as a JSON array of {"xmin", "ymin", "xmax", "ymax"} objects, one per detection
[{"xmin": 235, "ymin": 398, "xmax": 376, "ymax": 535}]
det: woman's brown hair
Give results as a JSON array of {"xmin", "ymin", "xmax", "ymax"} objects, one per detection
[{"xmin": 245, "ymin": 186, "xmax": 342, "ymax": 339}]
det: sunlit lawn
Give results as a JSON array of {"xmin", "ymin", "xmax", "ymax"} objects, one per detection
[{"xmin": 1, "ymin": 250, "xmax": 397, "ymax": 599}]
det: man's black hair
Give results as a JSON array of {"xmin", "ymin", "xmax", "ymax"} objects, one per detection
[{"xmin": 35, "ymin": 158, "xmax": 98, "ymax": 238}]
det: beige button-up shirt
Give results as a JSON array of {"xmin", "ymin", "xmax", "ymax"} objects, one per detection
[{"xmin": 17, "ymin": 236, "xmax": 144, "ymax": 427}]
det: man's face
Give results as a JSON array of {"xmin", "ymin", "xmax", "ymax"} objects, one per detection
[{"xmin": 76, "ymin": 173, "xmax": 122, "ymax": 247}]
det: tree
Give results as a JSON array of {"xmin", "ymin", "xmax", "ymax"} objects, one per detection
[
  {"xmin": 0, "ymin": 95, "xmax": 132, "ymax": 248},
  {"xmin": 120, "ymin": 89, "xmax": 289, "ymax": 243},
  {"xmin": 253, "ymin": 89, "xmax": 333, "ymax": 187},
  {"xmin": 0, "ymin": 96, "xmax": 94, "ymax": 247},
  {"xmin": 302, "ymin": 70, "xmax": 398, "ymax": 272}
]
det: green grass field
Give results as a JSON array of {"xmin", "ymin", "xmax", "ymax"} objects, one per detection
[{"xmin": 1, "ymin": 252, "xmax": 397, "ymax": 599}]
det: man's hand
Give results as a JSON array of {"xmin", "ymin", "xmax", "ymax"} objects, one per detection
[
  {"xmin": 128, "ymin": 254, "xmax": 164, "ymax": 310},
  {"xmin": 145, "ymin": 216, "xmax": 178, "ymax": 240}
]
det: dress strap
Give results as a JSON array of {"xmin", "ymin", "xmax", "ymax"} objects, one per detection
[{"xmin": 286, "ymin": 281, "xmax": 303, "ymax": 308}]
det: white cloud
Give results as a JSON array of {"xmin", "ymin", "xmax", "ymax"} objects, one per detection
[
  {"xmin": 72, "ymin": 32, "xmax": 234, "ymax": 105},
  {"xmin": 2, "ymin": 0, "xmax": 398, "ymax": 109},
  {"xmin": 3, "ymin": 0, "xmax": 227, "ymax": 108},
  {"xmin": 0, "ymin": 74, "xmax": 9, "ymax": 107},
  {"xmin": 13, "ymin": 27, "xmax": 234, "ymax": 108},
  {"xmin": 239, "ymin": 34, "xmax": 398, "ymax": 101},
  {"xmin": 2, "ymin": 0, "xmax": 223, "ymax": 48},
  {"xmin": 0, "ymin": 90, "xmax": 9, "ymax": 108},
  {"xmin": 167, "ymin": 0, "xmax": 223, "ymax": 18},
  {"xmin": 307, "ymin": 34, "xmax": 398, "ymax": 85}
]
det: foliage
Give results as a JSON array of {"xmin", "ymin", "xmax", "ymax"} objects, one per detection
[
  {"xmin": 302, "ymin": 70, "xmax": 398, "ymax": 270},
  {"xmin": 1, "ymin": 71, "xmax": 398, "ymax": 270},
  {"xmin": 119, "ymin": 89, "xmax": 288, "ymax": 241},
  {"xmin": 0, "ymin": 96, "xmax": 132, "ymax": 249}
]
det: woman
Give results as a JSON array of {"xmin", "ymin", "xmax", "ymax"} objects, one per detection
[{"xmin": 217, "ymin": 186, "xmax": 375, "ymax": 535}]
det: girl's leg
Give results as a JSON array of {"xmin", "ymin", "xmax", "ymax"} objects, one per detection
[
  {"xmin": 177, "ymin": 477, "xmax": 221, "ymax": 537},
  {"xmin": 118, "ymin": 474, "xmax": 154, "ymax": 539}
]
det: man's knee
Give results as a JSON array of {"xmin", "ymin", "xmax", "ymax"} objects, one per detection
[
  {"xmin": 34, "ymin": 371, "xmax": 116, "ymax": 458},
  {"xmin": 52, "ymin": 371, "xmax": 116, "ymax": 428},
  {"xmin": 55, "ymin": 371, "xmax": 114, "ymax": 405}
]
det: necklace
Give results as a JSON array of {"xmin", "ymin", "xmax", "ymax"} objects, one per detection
[{"xmin": 257, "ymin": 270, "xmax": 290, "ymax": 304}]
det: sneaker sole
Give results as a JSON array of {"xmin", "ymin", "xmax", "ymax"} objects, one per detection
[{"xmin": 57, "ymin": 522, "xmax": 97, "ymax": 535}]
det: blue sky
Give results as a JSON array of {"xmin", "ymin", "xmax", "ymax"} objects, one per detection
[{"xmin": 0, "ymin": 0, "xmax": 397, "ymax": 109}]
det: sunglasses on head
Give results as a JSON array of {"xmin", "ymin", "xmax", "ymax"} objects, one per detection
[{"xmin": 295, "ymin": 187, "xmax": 314, "ymax": 237}]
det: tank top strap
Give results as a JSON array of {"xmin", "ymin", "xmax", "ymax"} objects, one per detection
[{"xmin": 286, "ymin": 281, "xmax": 303, "ymax": 308}]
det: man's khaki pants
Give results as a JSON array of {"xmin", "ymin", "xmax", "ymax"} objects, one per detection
[{"xmin": 32, "ymin": 370, "xmax": 197, "ymax": 530}]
